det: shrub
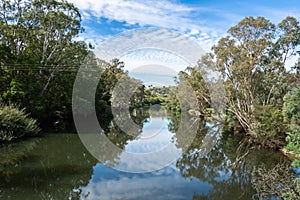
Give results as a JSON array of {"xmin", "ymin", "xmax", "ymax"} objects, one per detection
[
  {"xmin": 283, "ymin": 86, "xmax": 300, "ymax": 125},
  {"xmin": 283, "ymin": 86, "xmax": 300, "ymax": 165},
  {"xmin": 0, "ymin": 105, "xmax": 40, "ymax": 142},
  {"xmin": 285, "ymin": 125, "xmax": 300, "ymax": 154},
  {"xmin": 252, "ymin": 104, "xmax": 286, "ymax": 148}
]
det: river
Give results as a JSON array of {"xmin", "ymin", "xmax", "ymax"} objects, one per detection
[{"xmin": 0, "ymin": 107, "xmax": 288, "ymax": 199}]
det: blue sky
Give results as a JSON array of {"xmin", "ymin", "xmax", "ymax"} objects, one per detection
[
  {"xmin": 68, "ymin": 0, "xmax": 300, "ymax": 85},
  {"xmin": 69, "ymin": 0, "xmax": 300, "ymax": 45}
]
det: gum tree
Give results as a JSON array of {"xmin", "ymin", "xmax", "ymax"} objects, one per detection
[
  {"xmin": 0, "ymin": 0, "xmax": 89, "ymax": 128},
  {"xmin": 213, "ymin": 16, "xmax": 300, "ymax": 146}
]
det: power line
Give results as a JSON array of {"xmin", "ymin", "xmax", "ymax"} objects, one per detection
[
  {"xmin": 0, "ymin": 63, "xmax": 99, "ymax": 67},
  {"xmin": 0, "ymin": 63, "xmax": 104, "ymax": 70}
]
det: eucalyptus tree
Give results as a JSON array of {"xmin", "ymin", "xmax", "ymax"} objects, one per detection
[
  {"xmin": 0, "ymin": 0, "xmax": 90, "ymax": 128},
  {"xmin": 213, "ymin": 16, "xmax": 300, "ymax": 146}
]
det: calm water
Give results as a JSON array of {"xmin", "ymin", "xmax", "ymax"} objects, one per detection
[{"xmin": 0, "ymin": 108, "xmax": 286, "ymax": 200}]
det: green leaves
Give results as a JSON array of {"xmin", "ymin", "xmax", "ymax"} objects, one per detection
[
  {"xmin": 283, "ymin": 86, "xmax": 300, "ymax": 124},
  {"xmin": 212, "ymin": 16, "xmax": 300, "ymax": 145},
  {"xmin": 283, "ymin": 86, "xmax": 300, "ymax": 159},
  {"xmin": 0, "ymin": 0, "xmax": 90, "ymax": 129},
  {"xmin": 228, "ymin": 16, "xmax": 275, "ymax": 45},
  {"xmin": 0, "ymin": 104, "xmax": 40, "ymax": 141}
]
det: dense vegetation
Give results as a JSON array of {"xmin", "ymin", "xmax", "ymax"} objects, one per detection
[
  {"xmin": 166, "ymin": 16, "xmax": 300, "ymax": 153},
  {"xmin": 0, "ymin": 0, "xmax": 150, "ymax": 135},
  {"xmin": 283, "ymin": 86, "xmax": 300, "ymax": 167},
  {"xmin": 0, "ymin": 0, "xmax": 299, "ymax": 198},
  {"xmin": 164, "ymin": 16, "xmax": 300, "ymax": 199},
  {"xmin": 0, "ymin": 0, "xmax": 90, "ymax": 131},
  {"xmin": 0, "ymin": 104, "xmax": 40, "ymax": 141}
]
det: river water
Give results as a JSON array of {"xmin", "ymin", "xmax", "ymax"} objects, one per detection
[{"xmin": 0, "ymin": 107, "xmax": 287, "ymax": 199}]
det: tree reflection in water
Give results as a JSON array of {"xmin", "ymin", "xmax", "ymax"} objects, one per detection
[
  {"xmin": 169, "ymin": 108, "xmax": 293, "ymax": 199},
  {"xmin": 0, "ymin": 107, "xmax": 295, "ymax": 200}
]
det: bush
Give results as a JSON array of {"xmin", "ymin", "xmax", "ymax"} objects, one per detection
[
  {"xmin": 252, "ymin": 105, "xmax": 286, "ymax": 148},
  {"xmin": 286, "ymin": 125, "xmax": 300, "ymax": 154},
  {"xmin": 0, "ymin": 105, "xmax": 40, "ymax": 142},
  {"xmin": 283, "ymin": 86, "xmax": 300, "ymax": 125},
  {"xmin": 283, "ymin": 86, "xmax": 300, "ymax": 165}
]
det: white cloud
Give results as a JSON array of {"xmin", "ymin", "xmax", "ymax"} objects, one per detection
[
  {"xmin": 78, "ymin": 165, "xmax": 212, "ymax": 200},
  {"xmin": 120, "ymin": 48, "xmax": 190, "ymax": 73},
  {"xmin": 71, "ymin": 0, "xmax": 300, "ymax": 77},
  {"xmin": 70, "ymin": 0, "xmax": 196, "ymax": 29},
  {"xmin": 70, "ymin": 0, "xmax": 300, "ymax": 48},
  {"xmin": 69, "ymin": 0, "xmax": 223, "ymax": 49},
  {"xmin": 93, "ymin": 28, "xmax": 208, "ymax": 76},
  {"xmin": 74, "ymin": 26, "xmax": 108, "ymax": 46}
]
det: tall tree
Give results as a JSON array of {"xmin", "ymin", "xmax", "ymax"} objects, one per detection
[
  {"xmin": 0, "ymin": 0, "xmax": 89, "ymax": 128},
  {"xmin": 213, "ymin": 16, "xmax": 300, "ymax": 146}
]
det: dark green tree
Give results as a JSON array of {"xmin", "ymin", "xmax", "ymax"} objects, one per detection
[
  {"xmin": 0, "ymin": 0, "xmax": 90, "ymax": 129},
  {"xmin": 213, "ymin": 16, "xmax": 300, "ymax": 147}
]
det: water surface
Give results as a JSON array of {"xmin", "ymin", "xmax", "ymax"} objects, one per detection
[{"xmin": 0, "ymin": 108, "xmax": 286, "ymax": 199}]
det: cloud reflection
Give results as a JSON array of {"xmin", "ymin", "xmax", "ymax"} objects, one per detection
[{"xmin": 79, "ymin": 164, "xmax": 212, "ymax": 200}]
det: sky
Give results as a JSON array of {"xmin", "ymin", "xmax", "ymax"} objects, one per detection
[{"xmin": 68, "ymin": 0, "xmax": 300, "ymax": 85}]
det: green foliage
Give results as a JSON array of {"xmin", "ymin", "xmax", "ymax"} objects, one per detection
[
  {"xmin": 95, "ymin": 59, "xmax": 147, "ymax": 110},
  {"xmin": 143, "ymin": 86, "xmax": 169, "ymax": 106},
  {"xmin": 165, "ymin": 55, "xmax": 212, "ymax": 117},
  {"xmin": 283, "ymin": 86, "xmax": 300, "ymax": 199},
  {"xmin": 282, "ymin": 178, "xmax": 300, "ymax": 200},
  {"xmin": 212, "ymin": 16, "xmax": 300, "ymax": 147},
  {"xmin": 252, "ymin": 105, "xmax": 286, "ymax": 147},
  {"xmin": 144, "ymin": 90, "xmax": 165, "ymax": 105},
  {"xmin": 0, "ymin": 0, "xmax": 90, "ymax": 129},
  {"xmin": 283, "ymin": 86, "xmax": 300, "ymax": 124},
  {"xmin": 283, "ymin": 86, "xmax": 300, "ymax": 166},
  {"xmin": 291, "ymin": 159, "xmax": 300, "ymax": 168},
  {"xmin": 0, "ymin": 105, "xmax": 40, "ymax": 141},
  {"xmin": 165, "ymin": 86, "xmax": 181, "ymax": 113},
  {"xmin": 285, "ymin": 127, "xmax": 300, "ymax": 154}
]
